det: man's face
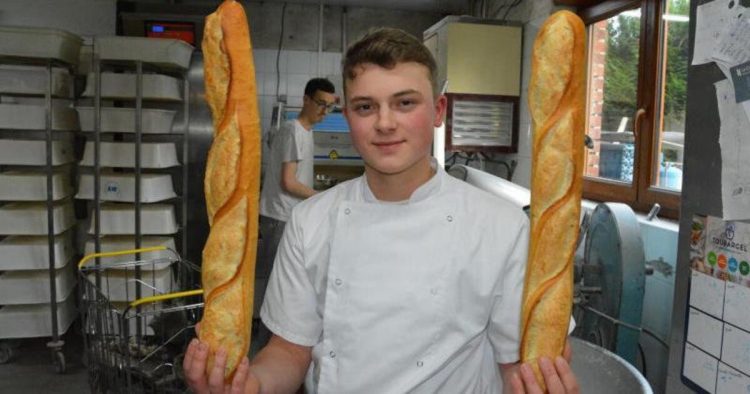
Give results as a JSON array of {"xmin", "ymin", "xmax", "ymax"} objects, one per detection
[
  {"xmin": 302, "ymin": 90, "xmax": 337, "ymax": 124},
  {"xmin": 343, "ymin": 62, "xmax": 446, "ymax": 177}
]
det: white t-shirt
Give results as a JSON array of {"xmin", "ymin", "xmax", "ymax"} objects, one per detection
[
  {"xmin": 259, "ymin": 119, "xmax": 315, "ymax": 222},
  {"xmin": 261, "ymin": 165, "xmax": 530, "ymax": 393}
]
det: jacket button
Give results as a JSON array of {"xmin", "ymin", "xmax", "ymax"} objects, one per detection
[
  {"xmin": 446, "ymin": 215, "xmax": 453, "ymax": 222},
  {"xmin": 330, "ymin": 351, "xmax": 336, "ymax": 358},
  {"xmin": 417, "ymin": 361, "xmax": 424, "ymax": 367},
  {"xmin": 344, "ymin": 208, "xmax": 351, "ymax": 215},
  {"xmin": 335, "ymin": 278, "xmax": 343, "ymax": 286}
]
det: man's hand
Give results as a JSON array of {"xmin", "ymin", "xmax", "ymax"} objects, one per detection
[
  {"xmin": 504, "ymin": 340, "xmax": 579, "ymax": 394},
  {"xmin": 183, "ymin": 338, "xmax": 260, "ymax": 394}
]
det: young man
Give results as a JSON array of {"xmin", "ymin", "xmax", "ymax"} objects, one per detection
[
  {"xmin": 253, "ymin": 78, "xmax": 336, "ymax": 349},
  {"xmin": 185, "ymin": 28, "xmax": 579, "ymax": 394}
]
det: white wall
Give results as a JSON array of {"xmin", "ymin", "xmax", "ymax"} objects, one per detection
[
  {"xmin": 253, "ymin": 49, "xmax": 343, "ymax": 134},
  {"xmin": 0, "ymin": 0, "xmax": 116, "ymax": 40}
]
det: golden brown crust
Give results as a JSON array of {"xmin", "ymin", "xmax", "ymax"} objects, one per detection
[
  {"xmin": 200, "ymin": 0, "xmax": 261, "ymax": 381},
  {"xmin": 521, "ymin": 10, "xmax": 586, "ymax": 389}
]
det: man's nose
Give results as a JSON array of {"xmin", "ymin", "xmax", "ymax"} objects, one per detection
[{"xmin": 375, "ymin": 107, "xmax": 396, "ymax": 132}]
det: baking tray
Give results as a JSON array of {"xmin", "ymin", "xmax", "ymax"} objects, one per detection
[
  {"xmin": 88, "ymin": 203, "xmax": 179, "ymax": 235},
  {"xmin": 94, "ymin": 36, "xmax": 194, "ymax": 70},
  {"xmin": 83, "ymin": 235, "xmax": 176, "ymax": 270},
  {"xmin": 0, "ymin": 260, "xmax": 76, "ymax": 305},
  {"xmin": 76, "ymin": 106, "xmax": 177, "ymax": 134},
  {"xmin": 79, "ymin": 141, "xmax": 180, "ymax": 168},
  {"xmin": 0, "ymin": 102, "xmax": 78, "ymax": 131},
  {"xmin": 0, "ymin": 232, "xmax": 74, "ymax": 270},
  {"xmin": 0, "ymin": 65, "xmax": 72, "ymax": 97},
  {"xmin": 0, "ymin": 139, "xmax": 75, "ymax": 166},
  {"xmin": 86, "ymin": 265, "xmax": 175, "ymax": 302},
  {"xmin": 77, "ymin": 172, "xmax": 177, "ymax": 203},
  {"xmin": 0, "ymin": 200, "xmax": 75, "ymax": 235},
  {"xmin": 0, "ymin": 292, "xmax": 76, "ymax": 339},
  {"xmin": 82, "ymin": 72, "xmax": 183, "ymax": 101},
  {"xmin": 0, "ymin": 169, "xmax": 72, "ymax": 201},
  {"xmin": 0, "ymin": 25, "xmax": 83, "ymax": 65}
]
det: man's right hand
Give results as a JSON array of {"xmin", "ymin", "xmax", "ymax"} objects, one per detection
[{"xmin": 183, "ymin": 338, "xmax": 260, "ymax": 394}]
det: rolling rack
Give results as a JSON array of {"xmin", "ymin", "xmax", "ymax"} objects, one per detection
[
  {"xmin": 74, "ymin": 35, "xmax": 194, "ymax": 392},
  {"xmin": 0, "ymin": 25, "xmax": 83, "ymax": 373},
  {"xmin": 78, "ymin": 246, "xmax": 203, "ymax": 392}
]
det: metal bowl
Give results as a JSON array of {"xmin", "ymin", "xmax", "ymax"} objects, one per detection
[{"xmin": 569, "ymin": 337, "xmax": 653, "ymax": 394}]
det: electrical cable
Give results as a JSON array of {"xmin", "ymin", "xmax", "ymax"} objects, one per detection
[
  {"xmin": 275, "ymin": 2, "xmax": 288, "ymax": 101},
  {"xmin": 502, "ymin": 0, "xmax": 523, "ymax": 21}
]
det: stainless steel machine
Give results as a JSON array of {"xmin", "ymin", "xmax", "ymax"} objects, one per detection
[{"xmin": 448, "ymin": 164, "xmax": 653, "ymax": 392}]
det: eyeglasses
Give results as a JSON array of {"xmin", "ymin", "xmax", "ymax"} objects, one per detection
[{"xmin": 311, "ymin": 97, "xmax": 336, "ymax": 113}]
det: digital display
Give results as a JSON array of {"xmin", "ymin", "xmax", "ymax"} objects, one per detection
[{"xmin": 145, "ymin": 21, "xmax": 195, "ymax": 45}]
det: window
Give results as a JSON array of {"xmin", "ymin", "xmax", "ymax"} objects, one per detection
[{"xmin": 580, "ymin": 0, "xmax": 689, "ymax": 219}]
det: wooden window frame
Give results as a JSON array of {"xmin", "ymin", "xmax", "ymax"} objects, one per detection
[{"xmin": 579, "ymin": 0, "xmax": 681, "ymax": 219}]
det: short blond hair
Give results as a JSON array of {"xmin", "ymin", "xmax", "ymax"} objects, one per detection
[{"xmin": 342, "ymin": 27, "xmax": 438, "ymax": 98}]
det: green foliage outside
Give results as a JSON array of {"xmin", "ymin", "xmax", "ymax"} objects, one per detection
[{"xmin": 601, "ymin": 0, "xmax": 689, "ymax": 134}]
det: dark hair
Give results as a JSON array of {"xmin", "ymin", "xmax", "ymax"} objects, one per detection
[
  {"xmin": 304, "ymin": 78, "xmax": 336, "ymax": 97},
  {"xmin": 342, "ymin": 27, "xmax": 438, "ymax": 97}
]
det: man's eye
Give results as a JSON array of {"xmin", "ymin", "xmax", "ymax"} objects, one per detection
[
  {"xmin": 398, "ymin": 99, "xmax": 416, "ymax": 109},
  {"xmin": 354, "ymin": 104, "xmax": 374, "ymax": 114}
]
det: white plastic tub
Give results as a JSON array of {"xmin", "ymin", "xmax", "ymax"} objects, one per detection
[
  {"xmin": 76, "ymin": 106, "xmax": 177, "ymax": 134},
  {"xmin": 83, "ymin": 235, "xmax": 177, "ymax": 270},
  {"xmin": 0, "ymin": 103, "xmax": 78, "ymax": 131},
  {"xmin": 0, "ymin": 292, "xmax": 76, "ymax": 339},
  {"xmin": 86, "ymin": 266, "xmax": 175, "ymax": 302},
  {"xmin": 82, "ymin": 72, "xmax": 183, "ymax": 101},
  {"xmin": 0, "ymin": 200, "xmax": 75, "ymax": 235},
  {"xmin": 79, "ymin": 141, "xmax": 180, "ymax": 169},
  {"xmin": 0, "ymin": 232, "xmax": 74, "ymax": 270},
  {"xmin": 0, "ymin": 169, "xmax": 72, "ymax": 201},
  {"xmin": 77, "ymin": 172, "xmax": 177, "ymax": 203},
  {"xmin": 0, "ymin": 260, "xmax": 76, "ymax": 305},
  {"xmin": 0, "ymin": 65, "xmax": 72, "ymax": 97},
  {"xmin": 88, "ymin": 203, "xmax": 179, "ymax": 235},
  {"xmin": 94, "ymin": 36, "xmax": 194, "ymax": 70},
  {"xmin": 0, "ymin": 139, "xmax": 75, "ymax": 166},
  {"xmin": 0, "ymin": 26, "xmax": 83, "ymax": 65}
]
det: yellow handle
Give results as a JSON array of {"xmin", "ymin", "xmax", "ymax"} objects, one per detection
[
  {"xmin": 129, "ymin": 289, "xmax": 204, "ymax": 309},
  {"xmin": 77, "ymin": 246, "xmax": 168, "ymax": 270}
]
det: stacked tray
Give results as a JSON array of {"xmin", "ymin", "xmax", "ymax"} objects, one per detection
[
  {"xmin": 77, "ymin": 172, "xmax": 177, "ymax": 203},
  {"xmin": 0, "ymin": 201, "xmax": 76, "ymax": 235},
  {"xmin": 0, "ymin": 232, "xmax": 74, "ymax": 270},
  {"xmin": 0, "ymin": 293, "xmax": 77, "ymax": 339},
  {"xmin": 94, "ymin": 36, "xmax": 194, "ymax": 70},
  {"xmin": 0, "ymin": 261, "xmax": 76, "ymax": 305},
  {"xmin": 0, "ymin": 102, "xmax": 78, "ymax": 131},
  {"xmin": 79, "ymin": 141, "xmax": 180, "ymax": 168},
  {"xmin": 0, "ymin": 65, "xmax": 73, "ymax": 97},
  {"xmin": 88, "ymin": 203, "xmax": 179, "ymax": 235},
  {"xmin": 82, "ymin": 72, "xmax": 183, "ymax": 101},
  {"xmin": 0, "ymin": 26, "xmax": 83, "ymax": 65},
  {"xmin": 0, "ymin": 169, "xmax": 72, "ymax": 201},
  {"xmin": 0, "ymin": 139, "xmax": 75, "ymax": 166},
  {"xmin": 76, "ymin": 107, "xmax": 177, "ymax": 134}
]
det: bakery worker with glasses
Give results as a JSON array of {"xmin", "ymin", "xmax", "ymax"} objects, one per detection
[
  {"xmin": 185, "ymin": 29, "xmax": 579, "ymax": 394},
  {"xmin": 253, "ymin": 77, "xmax": 336, "ymax": 351}
]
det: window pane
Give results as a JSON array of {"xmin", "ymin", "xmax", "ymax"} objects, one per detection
[
  {"xmin": 585, "ymin": 11, "xmax": 641, "ymax": 184},
  {"xmin": 653, "ymin": 0, "xmax": 689, "ymax": 191}
]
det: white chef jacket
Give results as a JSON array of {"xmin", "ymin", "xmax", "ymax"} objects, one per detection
[
  {"xmin": 260, "ymin": 164, "xmax": 530, "ymax": 393},
  {"xmin": 259, "ymin": 119, "xmax": 315, "ymax": 222}
]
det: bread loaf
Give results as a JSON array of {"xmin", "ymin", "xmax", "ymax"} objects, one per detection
[
  {"xmin": 521, "ymin": 10, "xmax": 585, "ymax": 389},
  {"xmin": 200, "ymin": 0, "xmax": 261, "ymax": 381}
]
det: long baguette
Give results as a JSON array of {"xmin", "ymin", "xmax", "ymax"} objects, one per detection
[
  {"xmin": 200, "ymin": 0, "xmax": 261, "ymax": 381},
  {"xmin": 521, "ymin": 10, "xmax": 585, "ymax": 389}
]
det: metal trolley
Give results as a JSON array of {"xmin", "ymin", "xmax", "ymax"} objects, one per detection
[{"xmin": 78, "ymin": 246, "xmax": 203, "ymax": 393}]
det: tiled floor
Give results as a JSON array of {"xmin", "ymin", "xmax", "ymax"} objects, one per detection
[{"xmin": 0, "ymin": 328, "xmax": 89, "ymax": 393}]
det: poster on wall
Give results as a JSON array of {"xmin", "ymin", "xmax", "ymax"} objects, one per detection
[{"xmin": 682, "ymin": 215, "xmax": 750, "ymax": 394}]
